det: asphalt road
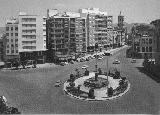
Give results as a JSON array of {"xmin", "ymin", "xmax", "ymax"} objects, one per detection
[{"xmin": 0, "ymin": 46, "xmax": 160, "ymax": 114}]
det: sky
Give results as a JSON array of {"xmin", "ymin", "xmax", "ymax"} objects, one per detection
[{"xmin": 0, "ymin": 0, "xmax": 160, "ymax": 27}]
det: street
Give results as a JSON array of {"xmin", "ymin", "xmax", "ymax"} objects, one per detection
[{"xmin": 0, "ymin": 46, "xmax": 160, "ymax": 114}]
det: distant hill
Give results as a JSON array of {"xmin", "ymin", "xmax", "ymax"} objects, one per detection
[
  {"xmin": 123, "ymin": 22, "xmax": 135, "ymax": 33},
  {"xmin": 113, "ymin": 22, "xmax": 148, "ymax": 33}
]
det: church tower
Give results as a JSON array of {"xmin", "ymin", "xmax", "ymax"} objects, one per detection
[{"xmin": 118, "ymin": 11, "xmax": 124, "ymax": 30}]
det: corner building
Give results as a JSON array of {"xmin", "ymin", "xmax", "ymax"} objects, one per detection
[
  {"xmin": 5, "ymin": 12, "xmax": 46, "ymax": 63},
  {"xmin": 46, "ymin": 11, "xmax": 86, "ymax": 62}
]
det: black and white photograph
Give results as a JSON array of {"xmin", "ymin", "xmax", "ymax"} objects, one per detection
[{"xmin": 0, "ymin": 0, "xmax": 160, "ymax": 114}]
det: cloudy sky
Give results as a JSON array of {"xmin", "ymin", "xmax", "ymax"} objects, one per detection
[{"xmin": 0, "ymin": 0, "xmax": 160, "ymax": 26}]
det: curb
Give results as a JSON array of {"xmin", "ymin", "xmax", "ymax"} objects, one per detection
[{"xmin": 63, "ymin": 80, "xmax": 131, "ymax": 101}]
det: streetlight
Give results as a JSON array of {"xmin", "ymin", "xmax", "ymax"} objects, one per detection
[
  {"xmin": 94, "ymin": 43, "xmax": 99, "ymax": 81},
  {"xmin": 95, "ymin": 43, "xmax": 98, "ymax": 73},
  {"xmin": 105, "ymin": 52, "xmax": 111, "ymax": 81}
]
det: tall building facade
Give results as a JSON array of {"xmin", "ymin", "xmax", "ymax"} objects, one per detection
[
  {"xmin": 131, "ymin": 24, "xmax": 156, "ymax": 58},
  {"xmin": 150, "ymin": 19, "xmax": 160, "ymax": 65},
  {"xmin": 0, "ymin": 34, "xmax": 5, "ymax": 61},
  {"xmin": 5, "ymin": 12, "xmax": 46, "ymax": 63},
  {"xmin": 5, "ymin": 18, "xmax": 19, "ymax": 61},
  {"xmin": 46, "ymin": 11, "xmax": 86, "ymax": 62},
  {"xmin": 79, "ymin": 8, "xmax": 113, "ymax": 51}
]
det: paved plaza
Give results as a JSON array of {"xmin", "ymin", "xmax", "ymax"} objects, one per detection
[{"xmin": 0, "ymin": 47, "xmax": 160, "ymax": 114}]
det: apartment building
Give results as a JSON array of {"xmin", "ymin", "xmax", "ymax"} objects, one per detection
[
  {"xmin": 5, "ymin": 18, "xmax": 19, "ymax": 61},
  {"xmin": 79, "ymin": 8, "xmax": 113, "ymax": 51},
  {"xmin": 137, "ymin": 34, "xmax": 155, "ymax": 58},
  {"xmin": 132, "ymin": 24, "xmax": 156, "ymax": 58},
  {"xmin": 150, "ymin": 19, "xmax": 160, "ymax": 65},
  {"xmin": 17, "ymin": 12, "xmax": 46, "ymax": 63},
  {"xmin": 43, "ymin": 16, "xmax": 47, "ymax": 50},
  {"xmin": 46, "ymin": 11, "xmax": 86, "ymax": 62},
  {"xmin": 5, "ymin": 12, "xmax": 46, "ymax": 63},
  {"xmin": 0, "ymin": 34, "xmax": 5, "ymax": 61}
]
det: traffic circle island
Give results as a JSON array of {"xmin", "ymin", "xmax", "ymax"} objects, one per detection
[{"xmin": 64, "ymin": 71, "xmax": 130, "ymax": 101}]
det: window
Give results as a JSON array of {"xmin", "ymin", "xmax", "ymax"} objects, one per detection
[
  {"xmin": 22, "ymin": 41, "xmax": 36, "ymax": 44},
  {"xmin": 15, "ymin": 44, "xmax": 18, "ymax": 47},
  {"xmin": 16, "ymin": 50, "xmax": 18, "ymax": 53},
  {"xmin": 11, "ymin": 33, "xmax": 13, "ymax": 36},
  {"xmin": 6, "ymin": 27, "xmax": 9, "ymax": 31},
  {"xmin": 22, "ymin": 18, "xmax": 36, "ymax": 22},
  {"xmin": 15, "ymin": 27, "xmax": 18, "ymax": 31},
  {"xmin": 142, "ymin": 47, "xmax": 145, "ymax": 52},
  {"xmin": 137, "ymin": 47, "xmax": 140, "ymax": 52},
  {"xmin": 23, "ymin": 46, "xmax": 36, "ymax": 49},
  {"xmin": 15, "ymin": 33, "xmax": 18, "ymax": 36},
  {"xmin": 7, "ymin": 50, "xmax": 9, "ymax": 53},
  {"xmin": 11, "ymin": 50, "xmax": 14, "ymax": 53},
  {"xmin": 11, "ymin": 39, "xmax": 13, "ymax": 42},
  {"xmin": 22, "ymin": 24, "xmax": 36, "ymax": 27},
  {"xmin": 7, "ymin": 45, "xmax": 9, "ymax": 48},
  {"xmin": 7, "ymin": 39, "xmax": 9, "ymax": 42},
  {"xmin": 146, "ymin": 47, "xmax": 148, "ymax": 52},
  {"xmin": 142, "ymin": 39, "xmax": 145, "ymax": 44},
  {"xmin": 11, "ymin": 27, "xmax": 13, "ymax": 31},
  {"xmin": 6, "ymin": 33, "xmax": 9, "ymax": 36},
  {"xmin": 15, "ymin": 39, "xmax": 18, "ymax": 42},
  {"xmin": 149, "ymin": 39, "xmax": 152, "ymax": 44},
  {"xmin": 149, "ymin": 47, "xmax": 152, "ymax": 52}
]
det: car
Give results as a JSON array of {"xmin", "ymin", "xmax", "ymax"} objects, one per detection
[
  {"xmin": 102, "ymin": 53, "xmax": 105, "ymax": 56},
  {"xmin": 113, "ymin": 60, "xmax": 120, "ymax": 64},
  {"xmin": 70, "ymin": 60, "xmax": 74, "ymax": 64},
  {"xmin": 80, "ymin": 58, "xmax": 85, "ymax": 62},
  {"xmin": 98, "ymin": 57, "xmax": 103, "ymax": 60},
  {"xmin": 86, "ymin": 58, "xmax": 90, "ymax": 61},
  {"xmin": 82, "ymin": 65, "xmax": 89, "ymax": 69},
  {"xmin": 131, "ymin": 59, "xmax": 136, "ymax": 63},
  {"xmin": 59, "ymin": 62, "xmax": 68, "ymax": 66},
  {"xmin": 90, "ymin": 56, "xmax": 95, "ymax": 59},
  {"xmin": 55, "ymin": 80, "xmax": 62, "ymax": 87}
]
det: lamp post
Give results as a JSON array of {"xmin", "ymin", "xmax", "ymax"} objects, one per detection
[
  {"xmin": 105, "ymin": 53, "xmax": 110, "ymax": 81},
  {"xmin": 95, "ymin": 43, "xmax": 98, "ymax": 73},
  {"xmin": 95, "ymin": 43, "xmax": 99, "ymax": 81}
]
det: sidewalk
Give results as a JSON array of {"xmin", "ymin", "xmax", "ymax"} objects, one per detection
[
  {"xmin": 1, "ymin": 63, "xmax": 57, "ymax": 71},
  {"xmin": 36, "ymin": 63, "xmax": 57, "ymax": 68},
  {"xmin": 103, "ymin": 45, "xmax": 128, "ymax": 55}
]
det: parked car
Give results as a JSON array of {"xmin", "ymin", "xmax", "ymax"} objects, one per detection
[
  {"xmin": 82, "ymin": 65, "xmax": 89, "ymax": 69},
  {"xmin": 86, "ymin": 58, "xmax": 90, "ymax": 61},
  {"xmin": 98, "ymin": 57, "xmax": 103, "ymax": 60},
  {"xmin": 70, "ymin": 60, "xmax": 74, "ymax": 64},
  {"xmin": 90, "ymin": 56, "xmax": 95, "ymax": 59},
  {"xmin": 113, "ymin": 60, "xmax": 120, "ymax": 64},
  {"xmin": 55, "ymin": 80, "xmax": 62, "ymax": 87},
  {"xmin": 80, "ymin": 58, "xmax": 86, "ymax": 62},
  {"xmin": 60, "ymin": 62, "xmax": 68, "ymax": 66},
  {"xmin": 131, "ymin": 59, "xmax": 136, "ymax": 63}
]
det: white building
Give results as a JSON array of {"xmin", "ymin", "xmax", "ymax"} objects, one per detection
[{"xmin": 5, "ymin": 12, "xmax": 47, "ymax": 63}]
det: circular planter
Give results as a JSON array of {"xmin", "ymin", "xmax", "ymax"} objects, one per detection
[{"xmin": 64, "ymin": 72, "xmax": 131, "ymax": 101}]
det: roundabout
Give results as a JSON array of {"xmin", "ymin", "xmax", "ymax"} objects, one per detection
[{"xmin": 64, "ymin": 71, "xmax": 131, "ymax": 101}]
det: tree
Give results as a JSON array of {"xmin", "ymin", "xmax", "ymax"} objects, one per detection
[
  {"xmin": 143, "ymin": 55, "xmax": 150, "ymax": 70},
  {"xmin": 98, "ymin": 68, "xmax": 102, "ymax": 75},
  {"xmin": 88, "ymin": 88, "xmax": 95, "ymax": 99},
  {"xmin": 108, "ymin": 87, "xmax": 113, "ymax": 97}
]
